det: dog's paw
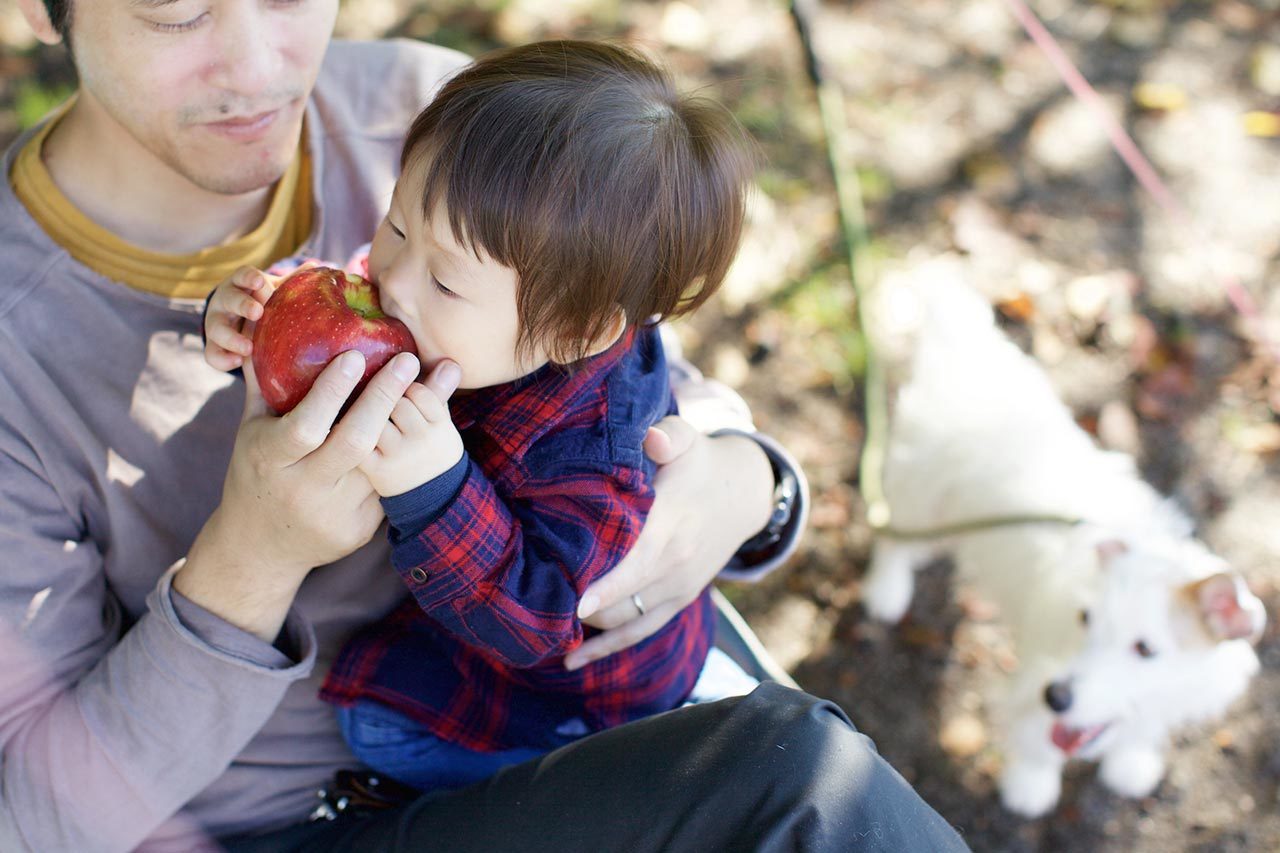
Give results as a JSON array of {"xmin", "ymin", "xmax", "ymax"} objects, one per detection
[
  {"xmin": 861, "ymin": 564, "xmax": 914, "ymax": 624},
  {"xmin": 1100, "ymin": 746, "xmax": 1165, "ymax": 798},
  {"xmin": 999, "ymin": 761, "xmax": 1062, "ymax": 818}
]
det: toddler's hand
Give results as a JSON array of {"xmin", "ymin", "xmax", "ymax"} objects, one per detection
[
  {"xmin": 203, "ymin": 266, "xmax": 278, "ymax": 372},
  {"xmin": 359, "ymin": 362, "xmax": 465, "ymax": 497}
]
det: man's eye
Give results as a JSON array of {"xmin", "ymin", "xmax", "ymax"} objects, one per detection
[{"xmin": 148, "ymin": 13, "xmax": 209, "ymax": 33}]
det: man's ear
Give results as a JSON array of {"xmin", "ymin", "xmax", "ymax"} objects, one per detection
[
  {"xmin": 17, "ymin": 0, "xmax": 64, "ymax": 46},
  {"xmin": 1183, "ymin": 572, "xmax": 1267, "ymax": 644}
]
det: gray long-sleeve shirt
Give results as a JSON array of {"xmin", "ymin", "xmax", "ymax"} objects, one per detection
[
  {"xmin": 0, "ymin": 40, "xmax": 470, "ymax": 851},
  {"xmin": 0, "ymin": 36, "xmax": 806, "ymax": 853}
]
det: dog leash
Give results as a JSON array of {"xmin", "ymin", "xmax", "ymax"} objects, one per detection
[
  {"xmin": 787, "ymin": 0, "xmax": 1262, "ymax": 542},
  {"xmin": 1001, "ymin": 0, "xmax": 1280, "ymax": 364},
  {"xmin": 875, "ymin": 514, "xmax": 1083, "ymax": 541}
]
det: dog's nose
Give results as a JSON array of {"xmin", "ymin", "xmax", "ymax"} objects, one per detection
[{"xmin": 1044, "ymin": 681, "xmax": 1073, "ymax": 713}]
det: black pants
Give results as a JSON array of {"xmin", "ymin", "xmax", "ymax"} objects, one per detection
[{"xmin": 222, "ymin": 683, "xmax": 967, "ymax": 852}]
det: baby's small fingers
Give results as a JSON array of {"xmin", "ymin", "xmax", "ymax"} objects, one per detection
[
  {"xmin": 404, "ymin": 383, "xmax": 451, "ymax": 423},
  {"xmin": 389, "ymin": 395, "xmax": 427, "ymax": 436},
  {"xmin": 205, "ymin": 348, "xmax": 245, "ymax": 372},
  {"xmin": 231, "ymin": 266, "xmax": 268, "ymax": 292},
  {"xmin": 252, "ymin": 275, "xmax": 281, "ymax": 305},
  {"xmin": 207, "ymin": 323, "xmax": 254, "ymax": 357},
  {"xmin": 232, "ymin": 291, "xmax": 265, "ymax": 321}
]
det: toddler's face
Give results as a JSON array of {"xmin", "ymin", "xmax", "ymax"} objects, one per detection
[{"xmin": 368, "ymin": 157, "xmax": 551, "ymax": 390}]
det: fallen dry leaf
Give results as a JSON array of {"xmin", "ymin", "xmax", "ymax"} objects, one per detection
[
  {"xmin": 1243, "ymin": 111, "xmax": 1280, "ymax": 138},
  {"xmin": 1230, "ymin": 422, "xmax": 1280, "ymax": 455},
  {"xmin": 901, "ymin": 624, "xmax": 947, "ymax": 650},
  {"xmin": 1132, "ymin": 82, "xmax": 1187, "ymax": 112},
  {"xmin": 940, "ymin": 715, "xmax": 987, "ymax": 758},
  {"xmin": 996, "ymin": 292, "xmax": 1036, "ymax": 323}
]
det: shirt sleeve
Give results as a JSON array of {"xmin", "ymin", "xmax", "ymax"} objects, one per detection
[
  {"xmin": 380, "ymin": 453, "xmax": 470, "ymax": 536},
  {"xmin": 387, "ymin": 458, "xmax": 652, "ymax": 669},
  {"xmin": 0, "ymin": 444, "xmax": 316, "ymax": 853}
]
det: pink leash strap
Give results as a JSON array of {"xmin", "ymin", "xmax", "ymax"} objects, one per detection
[{"xmin": 1003, "ymin": 0, "xmax": 1279, "ymax": 361}]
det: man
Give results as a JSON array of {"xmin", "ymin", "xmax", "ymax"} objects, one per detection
[{"xmin": 1, "ymin": 1, "xmax": 967, "ymax": 849}]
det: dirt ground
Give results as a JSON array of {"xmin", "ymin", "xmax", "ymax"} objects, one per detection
[{"xmin": 3, "ymin": 1, "xmax": 1278, "ymax": 850}]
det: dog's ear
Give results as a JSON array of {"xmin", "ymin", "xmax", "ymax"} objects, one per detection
[
  {"xmin": 1095, "ymin": 539, "xmax": 1128, "ymax": 566},
  {"xmin": 1183, "ymin": 573, "xmax": 1267, "ymax": 644}
]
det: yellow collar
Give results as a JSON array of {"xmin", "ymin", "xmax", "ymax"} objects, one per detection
[{"xmin": 10, "ymin": 97, "xmax": 312, "ymax": 300}]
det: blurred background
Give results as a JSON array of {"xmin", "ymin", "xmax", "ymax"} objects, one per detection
[{"xmin": 3, "ymin": 1, "xmax": 1278, "ymax": 849}]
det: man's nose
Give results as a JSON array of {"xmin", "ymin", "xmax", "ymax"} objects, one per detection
[
  {"xmin": 210, "ymin": 9, "xmax": 283, "ymax": 98},
  {"xmin": 1044, "ymin": 680, "xmax": 1073, "ymax": 713}
]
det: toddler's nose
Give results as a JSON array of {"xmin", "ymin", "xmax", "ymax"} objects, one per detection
[{"xmin": 1044, "ymin": 680, "xmax": 1073, "ymax": 713}]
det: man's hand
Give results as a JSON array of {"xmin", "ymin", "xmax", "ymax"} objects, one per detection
[
  {"xmin": 176, "ymin": 349, "xmax": 422, "ymax": 642},
  {"xmin": 358, "ymin": 361, "xmax": 464, "ymax": 497},
  {"xmin": 564, "ymin": 417, "xmax": 773, "ymax": 670}
]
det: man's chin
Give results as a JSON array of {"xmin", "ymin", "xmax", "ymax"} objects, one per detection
[
  {"xmin": 189, "ymin": 162, "xmax": 295, "ymax": 196},
  {"xmin": 175, "ymin": 121, "xmax": 303, "ymax": 195}
]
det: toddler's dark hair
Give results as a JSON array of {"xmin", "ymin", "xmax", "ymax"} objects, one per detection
[{"xmin": 402, "ymin": 39, "xmax": 755, "ymax": 364}]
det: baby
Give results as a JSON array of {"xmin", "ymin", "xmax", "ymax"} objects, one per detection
[{"xmin": 203, "ymin": 40, "xmax": 757, "ymax": 791}]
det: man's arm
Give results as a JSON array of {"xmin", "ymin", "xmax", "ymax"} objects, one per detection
[
  {"xmin": 0, "ymin": 447, "xmax": 316, "ymax": 853},
  {"xmin": 0, "ymin": 352, "xmax": 425, "ymax": 851}
]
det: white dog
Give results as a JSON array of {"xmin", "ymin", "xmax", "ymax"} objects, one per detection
[{"xmin": 861, "ymin": 273, "xmax": 1266, "ymax": 818}]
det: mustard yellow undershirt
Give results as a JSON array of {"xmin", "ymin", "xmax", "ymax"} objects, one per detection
[{"xmin": 10, "ymin": 99, "xmax": 312, "ymax": 300}]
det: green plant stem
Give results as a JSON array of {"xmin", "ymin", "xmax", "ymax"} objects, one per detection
[{"xmin": 789, "ymin": 0, "xmax": 889, "ymax": 527}]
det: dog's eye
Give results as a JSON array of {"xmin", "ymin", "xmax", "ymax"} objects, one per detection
[
  {"xmin": 1133, "ymin": 640, "xmax": 1156, "ymax": 658},
  {"xmin": 1079, "ymin": 609, "xmax": 1089, "ymax": 626}
]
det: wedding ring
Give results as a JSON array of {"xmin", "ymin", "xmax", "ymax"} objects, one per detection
[{"xmin": 631, "ymin": 593, "xmax": 647, "ymax": 616}]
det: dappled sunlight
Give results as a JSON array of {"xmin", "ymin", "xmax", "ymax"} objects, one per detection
[{"xmin": 3, "ymin": 1, "xmax": 1277, "ymax": 849}]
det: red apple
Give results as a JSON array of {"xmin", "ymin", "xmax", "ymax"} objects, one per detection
[{"xmin": 252, "ymin": 266, "xmax": 418, "ymax": 414}]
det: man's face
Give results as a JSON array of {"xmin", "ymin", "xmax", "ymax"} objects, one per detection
[{"xmin": 68, "ymin": 0, "xmax": 338, "ymax": 195}]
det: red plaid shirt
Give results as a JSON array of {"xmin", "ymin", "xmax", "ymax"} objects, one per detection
[{"xmin": 320, "ymin": 327, "xmax": 714, "ymax": 751}]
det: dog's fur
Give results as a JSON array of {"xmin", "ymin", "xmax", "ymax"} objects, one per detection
[{"xmin": 861, "ymin": 269, "xmax": 1266, "ymax": 817}]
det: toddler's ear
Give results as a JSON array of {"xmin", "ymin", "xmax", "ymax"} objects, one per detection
[
  {"xmin": 562, "ymin": 307, "xmax": 628, "ymax": 363},
  {"xmin": 1183, "ymin": 573, "xmax": 1267, "ymax": 644}
]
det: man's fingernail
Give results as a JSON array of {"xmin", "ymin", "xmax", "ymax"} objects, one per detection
[
  {"xmin": 577, "ymin": 594, "xmax": 599, "ymax": 619},
  {"xmin": 339, "ymin": 351, "xmax": 364, "ymax": 378},
  {"xmin": 392, "ymin": 353, "xmax": 420, "ymax": 381},
  {"xmin": 437, "ymin": 361, "xmax": 462, "ymax": 394}
]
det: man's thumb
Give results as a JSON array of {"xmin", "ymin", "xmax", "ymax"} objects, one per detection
[
  {"xmin": 643, "ymin": 416, "xmax": 697, "ymax": 465},
  {"xmin": 241, "ymin": 358, "xmax": 270, "ymax": 422}
]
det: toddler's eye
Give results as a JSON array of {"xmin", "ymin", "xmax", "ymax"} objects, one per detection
[
  {"xmin": 387, "ymin": 220, "xmax": 405, "ymax": 239},
  {"xmin": 1133, "ymin": 640, "xmax": 1156, "ymax": 658},
  {"xmin": 434, "ymin": 279, "xmax": 456, "ymax": 298}
]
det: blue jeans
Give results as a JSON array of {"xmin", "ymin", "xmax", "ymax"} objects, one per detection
[{"xmin": 338, "ymin": 647, "xmax": 758, "ymax": 793}]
